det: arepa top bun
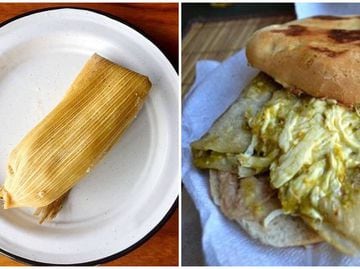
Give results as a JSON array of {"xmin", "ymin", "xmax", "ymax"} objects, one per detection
[{"xmin": 246, "ymin": 15, "xmax": 360, "ymax": 107}]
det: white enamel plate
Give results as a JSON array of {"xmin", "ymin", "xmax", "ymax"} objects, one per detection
[{"xmin": 0, "ymin": 8, "xmax": 178, "ymax": 265}]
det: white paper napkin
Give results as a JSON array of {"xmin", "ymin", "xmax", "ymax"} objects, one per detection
[{"xmin": 182, "ymin": 4, "xmax": 360, "ymax": 265}]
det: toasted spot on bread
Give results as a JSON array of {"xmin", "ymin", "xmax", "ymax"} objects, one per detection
[
  {"xmin": 311, "ymin": 15, "xmax": 353, "ymax": 21},
  {"xmin": 308, "ymin": 46, "xmax": 348, "ymax": 57},
  {"xmin": 271, "ymin": 25, "xmax": 308, "ymax": 36},
  {"xmin": 328, "ymin": 29, "xmax": 360, "ymax": 43}
]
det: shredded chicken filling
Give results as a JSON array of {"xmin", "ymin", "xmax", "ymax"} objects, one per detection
[{"xmin": 239, "ymin": 90, "xmax": 360, "ymax": 222}]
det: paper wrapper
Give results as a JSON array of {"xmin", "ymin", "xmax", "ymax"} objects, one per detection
[{"xmin": 182, "ymin": 4, "xmax": 360, "ymax": 265}]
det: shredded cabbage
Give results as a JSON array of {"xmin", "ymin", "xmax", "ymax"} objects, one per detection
[
  {"xmin": 263, "ymin": 209, "xmax": 285, "ymax": 228},
  {"xmin": 238, "ymin": 90, "xmax": 360, "ymax": 221}
]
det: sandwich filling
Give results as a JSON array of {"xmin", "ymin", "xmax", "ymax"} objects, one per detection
[
  {"xmin": 239, "ymin": 85, "xmax": 360, "ymax": 222},
  {"xmin": 192, "ymin": 73, "xmax": 360, "ymax": 254}
]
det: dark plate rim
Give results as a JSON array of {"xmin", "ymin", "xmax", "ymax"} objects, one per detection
[{"xmin": 0, "ymin": 6, "xmax": 178, "ymax": 266}]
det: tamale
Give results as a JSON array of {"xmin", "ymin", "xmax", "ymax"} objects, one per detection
[{"xmin": 1, "ymin": 53, "xmax": 151, "ymax": 222}]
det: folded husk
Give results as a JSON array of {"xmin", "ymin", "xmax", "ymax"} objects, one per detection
[{"xmin": 1, "ymin": 54, "xmax": 151, "ymax": 221}]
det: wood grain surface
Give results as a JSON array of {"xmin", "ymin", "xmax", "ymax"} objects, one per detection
[
  {"xmin": 0, "ymin": 3, "xmax": 178, "ymax": 266},
  {"xmin": 182, "ymin": 15, "xmax": 295, "ymax": 95}
]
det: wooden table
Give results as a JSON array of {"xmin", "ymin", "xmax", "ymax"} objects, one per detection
[
  {"xmin": 182, "ymin": 15, "xmax": 295, "ymax": 96},
  {"xmin": 181, "ymin": 12, "xmax": 295, "ymax": 265},
  {"xmin": 0, "ymin": 3, "xmax": 178, "ymax": 266}
]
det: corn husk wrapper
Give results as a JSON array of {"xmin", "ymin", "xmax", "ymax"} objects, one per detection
[{"xmin": 1, "ymin": 54, "xmax": 151, "ymax": 222}]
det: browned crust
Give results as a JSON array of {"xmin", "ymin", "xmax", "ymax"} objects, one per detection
[{"xmin": 246, "ymin": 15, "xmax": 360, "ymax": 106}]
